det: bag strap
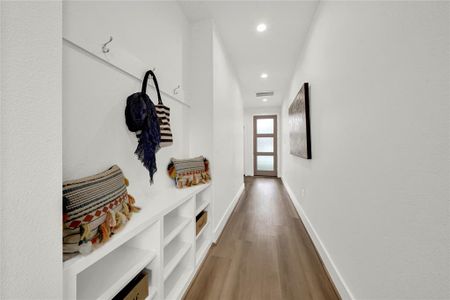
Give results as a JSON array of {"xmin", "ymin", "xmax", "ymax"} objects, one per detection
[{"xmin": 141, "ymin": 70, "xmax": 163, "ymax": 105}]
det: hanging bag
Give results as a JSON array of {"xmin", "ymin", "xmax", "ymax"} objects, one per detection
[
  {"xmin": 151, "ymin": 73, "xmax": 174, "ymax": 147},
  {"xmin": 125, "ymin": 70, "xmax": 161, "ymax": 183}
]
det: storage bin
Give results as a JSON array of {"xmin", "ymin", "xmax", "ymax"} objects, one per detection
[
  {"xmin": 196, "ymin": 211, "xmax": 208, "ymax": 235},
  {"xmin": 112, "ymin": 270, "xmax": 149, "ymax": 300}
]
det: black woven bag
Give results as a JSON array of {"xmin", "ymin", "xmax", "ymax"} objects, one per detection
[{"xmin": 125, "ymin": 70, "xmax": 161, "ymax": 183}]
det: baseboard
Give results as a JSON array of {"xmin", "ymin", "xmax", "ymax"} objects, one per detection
[
  {"xmin": 213, "ymin": 183, "xmax": 245, "ymax": 243},
  {"xmin": 282, "ymin": 179, "xmax": 354, "ymax": 300}
]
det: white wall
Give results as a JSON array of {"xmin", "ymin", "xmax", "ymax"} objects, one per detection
[
  {"xmin": 281, "ymin": 2, "xmax": 450, "ymax": 299},
  {"xmin": 188, "ymin": 20, "xmax": 245, "ymax": 239},
  {"xmin": 212, "ymin": 28, "xmax": 245, "ymax": 236},
  {"xmin": 188, "ymin": 20, "xmax": 214, "ymax": 160},
  {"xmin": 0, "ymin": 1, "xmax": 63, "ymax": 299},
  {"xmin": 244, "ymin": 106, "xmax": 281, "ymax": 176},
  {"xmin": 63, "ymin": 2, "xmax": 191, "ymax": 196},
  {"xmin": 64, "ymin": 2, "xmax": 244, "ymax": 247}
]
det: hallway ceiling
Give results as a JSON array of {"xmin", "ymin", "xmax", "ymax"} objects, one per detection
[{"xmin": 179, "ymin": 1, "xmax": 319, "ymax": 108}]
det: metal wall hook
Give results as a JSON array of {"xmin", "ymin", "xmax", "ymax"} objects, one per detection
[
  {"xmin": 173, "ymin": 85, "xmax": 181, "ymax": 95},
  {"xmin": 102, "ymin": 36, "xmax": 113, "ymax": 53}
]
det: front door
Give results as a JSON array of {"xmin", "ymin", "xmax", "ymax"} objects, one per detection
[{"xmin": 253, "ymin": 115, "xmax": 277, "ymax": 177}]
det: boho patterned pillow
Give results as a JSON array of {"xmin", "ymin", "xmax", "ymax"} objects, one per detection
[
  {"xmin": 62, "ymin": 165, "xmax": 139, "ymax": 260},
  {"xmin": 167, "ymin": 156, "xmax": 211, "ymax": 188}
]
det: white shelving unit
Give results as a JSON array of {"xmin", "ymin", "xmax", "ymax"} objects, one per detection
[{"xmin": 63, "ymin": 183, "xmax": 212, "ymax": 300}]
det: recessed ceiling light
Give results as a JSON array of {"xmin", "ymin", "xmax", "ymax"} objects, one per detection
[
  {"xmin": 262, "ymin": 98, "xmax": 268, "ymax": 102},
  {"xmin": 256, "ymin": 23, "xmax": 267, "ymax": 32},
  {"xmin": 260, "ymin": 73, "xmax": 268, "ymax": 79}
]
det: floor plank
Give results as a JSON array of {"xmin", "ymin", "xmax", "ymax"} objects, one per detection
[{"xmin": 184, "ymin": 177, "xmax": 340, "ymax": 300}]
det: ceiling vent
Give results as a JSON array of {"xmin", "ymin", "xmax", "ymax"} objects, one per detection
[{"xmin": 256, "ymin": 91, "xmax": 274, "ymax": 97}]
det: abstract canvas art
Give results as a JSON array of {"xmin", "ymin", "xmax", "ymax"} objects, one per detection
[{"xmin": 289, "ymin": 82, "xmax": 311, "ymax": 159}]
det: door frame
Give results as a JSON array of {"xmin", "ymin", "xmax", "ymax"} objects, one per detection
[{"xmin": 253, "ymin": 115, "xmax": 278, "ymax": 177}]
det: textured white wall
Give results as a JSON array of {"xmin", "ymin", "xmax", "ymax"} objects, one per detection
[
  {"xmin": 243, "ymin": 106, "xmax": 281, "ymax": 176},
  {"xmin": 188, "ymin": 20, "xmax": 214, "ymax": 160},
  {"xmin": 0, "ymin": 1, "xmax": 63, "ymax": 298},
  {"xmin": 188, "ymin": 21, "xmax": 244, "ymax": 237},
  {"xmin": 281, "ymin": 2, "xmax": 450, "ymax": 299},
  {"xmin": 212, "ymin": 28, "xmax": 245, "ymax": 234},
  {"xmin": 63, "ymin": 2, "xmax": 191, "ymax": 195}
]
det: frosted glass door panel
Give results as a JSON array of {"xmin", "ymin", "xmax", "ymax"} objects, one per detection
[
  {"xmin": 256, "ymin": 118, "xmax": 274, "ymax": 134},
  {"xmin": 253, "ymin": 115, "xmax": 277, "ymax": 176},
  {"xmin": 257, "ymin": 137, "xmax": 274, "ymax": 153},
  {"xmin": 256, "ymin": 156, "xmax": 274, "ymax": 171}
]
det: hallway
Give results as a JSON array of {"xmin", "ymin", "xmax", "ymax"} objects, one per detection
[{"xmin": 184, "ymin": 177, "xmax": 339, "ymax": 300}]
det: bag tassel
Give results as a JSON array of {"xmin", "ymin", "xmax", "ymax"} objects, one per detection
[
  {"xmin": 99, "ymin": 223, "xmax": 110, "ymax": 243},
  {"xmin": 78, "ymin": 224, "xmax": 93, "ymax": 255}
]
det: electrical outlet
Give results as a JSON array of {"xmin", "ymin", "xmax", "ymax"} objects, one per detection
[{"xmin": 301, "ymin": 188, "xmax": 305, "ymax": 198}]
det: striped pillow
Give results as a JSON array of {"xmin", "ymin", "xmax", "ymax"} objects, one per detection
[
  {"xmin": 62, "ymin": 165, "xmax": 139, "ymax": 260},
  {"xmin": 155, "ymin": 103, "xmax": 173, "ymax": 147}
]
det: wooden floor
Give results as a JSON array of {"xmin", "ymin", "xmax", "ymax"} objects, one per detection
[{"xmin": 184, "ymin": 177, "xmax": 340, "ymax": 300}]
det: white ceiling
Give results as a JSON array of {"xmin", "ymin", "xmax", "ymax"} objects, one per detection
[{"xmin": 179, "ymin": 1, "xmax": 319, "ymax": 108}]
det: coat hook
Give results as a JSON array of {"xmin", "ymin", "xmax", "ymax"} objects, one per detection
[
  {"xmin": 173, "ymin": 85, "xmax": 181, "ymax": 95},
  {"xmin": 102, "ymin": 36, "xmax": 113, "ymax": 54}
]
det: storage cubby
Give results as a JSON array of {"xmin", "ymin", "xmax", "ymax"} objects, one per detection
[
  {"xmin": 195, "ymin": 188, "xmax": 211, "ymax": 216},
  {"xmin": 164, "ymin": 250, "xmax": 194, "ymax": 300},
  {"xmin": 195, "ymin": 220, "xmax": 210, "ymax": 266},
  {"xmin": 164, "ymin": 198, "xmax": 194, "ymax": 246},
  {"xmin": 162, "ymin": 197, "xmax": 195, "ymax": 299},
  {"xmin": 122, "ymin": 218, "xmax": 161, "ymax": 300},
  {"xmin": 76, "ymin": 245, "xmax": 156, "ymax": 300},
  {"xmin": 196, "ymin": 217, "xmax": 209, "ymax": 240},
  {"xmin": 164, "ymin": 234, "xmax": 192, "ymax": 280}
]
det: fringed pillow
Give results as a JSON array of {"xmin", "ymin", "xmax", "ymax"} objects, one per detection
[
  {"xmin": 167, "ymin": 156, "xmax": 211, "ymax": 188},
  {"xmin": 62, "ymin": 165, "xmax": 140, "ymax": 261}
]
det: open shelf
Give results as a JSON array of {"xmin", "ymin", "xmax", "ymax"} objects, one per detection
[
  {"xmin": 164, "ymin": 262, "xmax": 193, "ymax": 300},
  {"xmin": 196, "ymin": 233, "xmax": 210, "ymax": 266},
  {"xmin": 164, "ymin": 214, "xmax": 191, "ymax": 246},
  {"xmin": 164, "ymin": 238, "xmax": 192, "ymax": 280},
  {"xmin": 195, "ymin": 187, "xmax": 211, "ymax": 217},
  {"xmin": 196, "ymin": 222, "xmax": 209, "ymax": 240},
  {"xmin": 195, "ymin": 200, "xmax": 209, "ymax": 216},
  {"xmin": 77, "ymin": 246, "xmax": 156, "ymax": 300}
]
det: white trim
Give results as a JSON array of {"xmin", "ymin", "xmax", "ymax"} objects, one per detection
[
  {"xmin": 213, "ymin": 183, "xmax": 245, "ymax": 243},
  {"xmin": 282, "ymin": 179, "xmax": 354, "ymax": 300}
]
